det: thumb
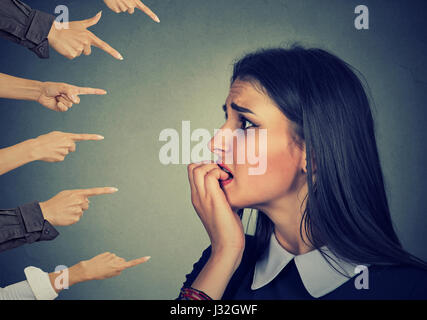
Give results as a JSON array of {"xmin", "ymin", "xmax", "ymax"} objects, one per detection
[
  {"xmin": 84, "ymin": 11, "xmax": 102, "ymax": 27},
  {"xmin": 59, "ymin": 84, "xmax": 79, "ymax": 104}
]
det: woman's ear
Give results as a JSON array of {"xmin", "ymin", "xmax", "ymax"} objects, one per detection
[{"xmin": 301, "ymin": 146, "xmax": 316, "ymax": 174}]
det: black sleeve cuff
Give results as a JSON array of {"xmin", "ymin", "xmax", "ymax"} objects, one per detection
[
  {"xmin": 18, "ymin": 202, "xmax": 59, "ymax": 242},
  {"xmin": 25, "ymin": 10, "xmax": 55, "ymax": 58}
]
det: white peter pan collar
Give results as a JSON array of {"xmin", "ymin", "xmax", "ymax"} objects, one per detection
[{"xmin": 251, "ymin": 232, "xmax": 359, "ymax": 298}]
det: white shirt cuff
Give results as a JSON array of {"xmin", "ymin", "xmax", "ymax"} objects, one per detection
[{"xmin": 24, "ymin": 266, "xmax": 58, "ymax": 300}]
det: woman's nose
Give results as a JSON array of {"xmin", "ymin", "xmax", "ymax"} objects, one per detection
[{"xmin": 208, "ymin": 128, "xmax": 229, "ymax": 156}]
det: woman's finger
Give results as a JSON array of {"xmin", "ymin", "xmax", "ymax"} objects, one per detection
[
  {"xmin": 122, "ymin": 256, "xmax": 151, "ymax": 269},
  {"xmin": 56, "ymin": 101, "xmax": 69, "ymax": 112},
  {"xmin": 187, "ymin": 162, "xmax": 203, "ymax": 197},
  {"xmin": 58, "ymin": 148, "xmax": 69, "ymax": 156},
  {"xmin": 205, "ymin": 168, "xmax": 230, "ymax": 197},
  {"xmin": 81, "ymin": 201, "xmax": 89, "ymax": 211},
  {"xmin": 117, "ymin": 0, "xmax": 128, "ymax": 12},
  {"xmin": 57, "ymin": 95, "xmax": 73, "ymax": 108},
  {"xmin": 127, "ymin": 1, "xmax": 136, "ymax": 14},
  {"xmin": 193, "ymin": 163, "xmax": 220, "ymax": 199},
  {"xmin": 61, "ymin": 87, "xmax": 80, "ymax": 104},
  {"xmin": 135, "ymin": 0, "xmax": 160, "ymax": 22},
  {"xmin": 83, "ymin": 44, "xmax": 92, "ymax": 56},
  {"xmin": 68, "ymin": 141, "xmax": 76, "ymax": 152}
]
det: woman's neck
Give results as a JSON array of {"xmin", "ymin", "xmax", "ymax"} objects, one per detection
[{"xmin": 257, "ymin": 182, "xmax": 315, "ymax": 255}]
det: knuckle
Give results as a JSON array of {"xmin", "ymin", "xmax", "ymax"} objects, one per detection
[{"xmin": 193, "ymin": 167, "xmax": 202, "ymax": 175}]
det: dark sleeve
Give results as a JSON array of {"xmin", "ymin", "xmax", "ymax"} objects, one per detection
[
  {"xmin": 176, "ymin": 245, "xmax": 212, "ymax": 299},
  {"xmin": 0, "ymin": 0, "xmax": 55, "ymax": 58},
  {"xmin": 0, "ymin": 201, "xmax": 59, "ymax": 252}
]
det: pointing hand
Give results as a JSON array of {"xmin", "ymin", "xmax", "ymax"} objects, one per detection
[
  {"xmin": 103, "ymin": 0, "xmax": 160, "ymax": 21},
  {"xmin": 40, "ymin": 187, "xmax": 119, "ymax": 226},
  {"xmin": 38, "ymin": 82, "xmax": 106, "ymax": 112},
  {"xmin": 48, "ymin": 11, "xmax": 123, "ymax": 60},
  {"xmin": 30, "ymin": 131, "xmax": 104, "ymax": 162}
]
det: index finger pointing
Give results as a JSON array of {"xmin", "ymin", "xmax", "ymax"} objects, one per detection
[
  {"xmin": 89, "ymin": 32, "xmax": 123, "ymax": 60},
  {"xmin": 123, "ymin": 256, "xmax": 151, "ymax": 269},
  {"xmin": 80, "ymin": 187, "xmax": 119, "ymax": 197},
  {"xmin": 135, "ymin": 1, "xmax": 160, "ymax": 22},
  {"xmin": 69, "ymin": 133, "xmax": 105, "ymax": 141},
  {"xmin": 77, "ymin": 87, "xmax": 107, "ymax": 95}
]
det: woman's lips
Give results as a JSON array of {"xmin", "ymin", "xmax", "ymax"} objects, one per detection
[{"xmin": 217, "ymin": 163, "xmax": 234, "ymax": 187}]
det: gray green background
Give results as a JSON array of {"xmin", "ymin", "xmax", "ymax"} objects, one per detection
[{"xmin": 0, "ymin": 0, "xmax": 426, "ymax": 299}]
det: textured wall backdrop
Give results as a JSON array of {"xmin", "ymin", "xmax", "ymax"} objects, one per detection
[{"xmin": 0, "ymin": 0, "xmax": 426, "ymax": 299}]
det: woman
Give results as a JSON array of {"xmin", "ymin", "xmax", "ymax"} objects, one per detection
[{"xmin": 178, "ymin": 45, "xmax": 427, "ymax": 300}]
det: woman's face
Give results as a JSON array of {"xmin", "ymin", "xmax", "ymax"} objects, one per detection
[{"xmin": 209, "ymin": 79, "xmax": 306, "ymax": 210}]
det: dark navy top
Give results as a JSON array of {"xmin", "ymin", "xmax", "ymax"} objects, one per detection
[{"xmin": 181, "ymin": 234, "xmax": 427, "ymax": 300}]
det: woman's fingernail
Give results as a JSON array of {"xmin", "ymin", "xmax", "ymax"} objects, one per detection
[
  {"xmin": 97, "ymin": 135, "xmax": 105, "ymax": 140},
  {"xmin": 110, "ymin": 187, "xmax": 119, "ymax": 192}
]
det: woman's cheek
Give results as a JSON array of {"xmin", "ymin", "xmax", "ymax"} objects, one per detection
[
  {"xmin": 224, "ymin": 131, "xmax": 300, "ymax": 207},
  {"xmin": 247, "ymin": 139, "xmax": 300, "ymax": 203}
]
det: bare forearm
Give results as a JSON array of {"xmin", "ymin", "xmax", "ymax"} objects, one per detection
[
  {"xmin": 48, "ymin": 262, "xmax": 88, "ymax": 293},
  {"xmin": 190, "ymin": 251, "xmax": 242, "ymax": 300},
  {"xmin": 0, "ymin": 73, "xmax": 42, "ymax": 101},
  {"xmin": 0, "ymin": 139, "xmax": 37, "ymax": 175}
]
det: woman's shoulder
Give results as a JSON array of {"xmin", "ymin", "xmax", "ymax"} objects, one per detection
[
  {"xmin": 334, "ymin": 263, "xmax": 427, "ymax": 299},
  {"xmin": 370, "ymin": 263, "xmax": 427, "ymax": 281}
]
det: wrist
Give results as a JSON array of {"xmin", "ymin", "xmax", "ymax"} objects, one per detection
[
  {"xmin": 190, "ymin": 250, "xmax": 242, "ymax": 300},
  {"xmin": 47, "ymin": 23, "xmax": 58, "ymax": 44},
  {"xmin": 211, "ymin": 243, "xmax": 244, "ymax": 263},
  {"xmin": 47, "ymin": 262, "xmax": 86, "ymax": 294},
  {"xmin": 13, "ymin": 138, "xmax": 38, "ymax": 164},
  {"xmin": 30, "ymin": 80, "xmax": 44, "ymax": 102},
  {"xmin": 209, "ymin": 249, "xmax": 243, "ymax": 273},
  {"xmin": 68, "ymin": 262, "xmax": 89, "ymax": 285},
  {"xmin": 25, "ymin": 137, "xmax": 41, "ymax": 161},
  {"xmin": 15, "ymin": 78, "xmax": 43, "ymax": 102},
  {"xmin": 22, "ymin": 138, "xmax": 40, "ymax": 162},
  {"xmin": 38, "ymin": 201, "xmax": 52, "ymax": 224}
]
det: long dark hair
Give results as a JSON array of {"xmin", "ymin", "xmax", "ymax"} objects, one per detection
[{"xmin": 232, "ymin": 45, "xmax": 427, "ymax": 272}]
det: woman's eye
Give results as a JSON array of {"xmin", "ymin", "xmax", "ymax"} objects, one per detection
[{"xmin": 239, "ymin": 115, "xmax": 256, "ymax": 130}]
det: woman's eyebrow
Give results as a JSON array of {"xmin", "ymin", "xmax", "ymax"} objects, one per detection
[{"xmin": 222, "ymin": 102, "xmax": 256, "ymax": 115}]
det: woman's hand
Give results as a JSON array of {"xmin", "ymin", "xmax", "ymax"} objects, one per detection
[
  {"xmin": 103, "ymin": 0, "xmax": 160, "ymax": 22},
  {"xmin": 48, "ymin": 11, "xmax": 123, "ymax": 60},
  {"xmin": 29, "ymin": 131, "xmax": 104, "ymax": 163},
  {"xmin": 49, "ymin": 253, "xmax": 151, "ymax": 292},
  {"xmin": 187, "ymin": 162, "xmax": 245, "ymax": 299},
  {"xmin": 37, "ymin": 81, "xmax": 106, "ymax": 112},
  {"xmin": 79, "ymin": 252, "xmax": 151, "ymax": 281},
  {"xmin": 188, "ymin": 162, "xmax": 245, "ymax": 263},
  {"xmin": 39, "ymin": 187, "xmax": 118, "ymax": 226}
]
